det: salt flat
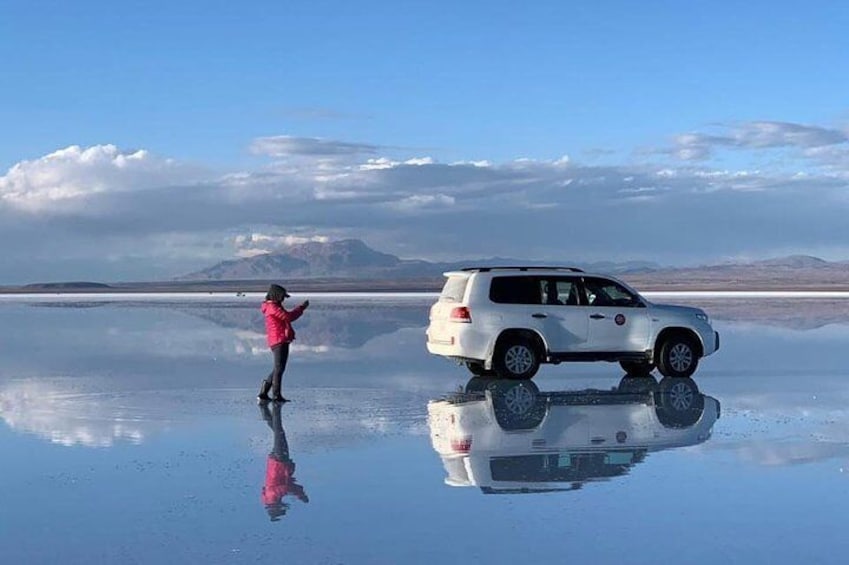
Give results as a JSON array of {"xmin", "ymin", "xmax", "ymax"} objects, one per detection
[{"xmin": 1, "ymin": 296, "xmax": 848, "ymax": 564}]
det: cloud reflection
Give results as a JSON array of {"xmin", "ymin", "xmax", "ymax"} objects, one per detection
[{"xmin": 0, "ymin": 379, "xmax": 152, "ymax": 447}]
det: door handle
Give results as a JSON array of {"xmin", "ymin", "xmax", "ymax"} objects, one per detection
[
  {"xmin": 532, "ymin": 313, "xmax": 547, "ymax": 319},
  {"xmin": 590, "ymin": 313, "xmax": 605, "ymax": 320}
]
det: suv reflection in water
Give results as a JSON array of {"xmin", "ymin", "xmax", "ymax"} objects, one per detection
[{"xmin": 427, "ymin": 376, "xmax": 720, "ymax": 494}]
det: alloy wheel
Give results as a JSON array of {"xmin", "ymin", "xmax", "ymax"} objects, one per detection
[
  {"xmin": 669, "ymin": 343, "xmax": 693, "ymax": 372},
  {"xmin": 503, "ymin": 384, "xmax": 536, "ymax": 415},
  {"xmin": 667, "ymin": 381, "xmax": 695, "ymax": 411},
  {"xmin": 505, "ymin": 345, "xmax": 534, "ymax": 376}
]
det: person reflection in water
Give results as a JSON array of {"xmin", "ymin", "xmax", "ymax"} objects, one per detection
[{"xmin": 260, "ymin": 401, "xmax": 309, "ymax": 521}]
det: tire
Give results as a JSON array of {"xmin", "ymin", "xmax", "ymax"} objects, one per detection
[
  {"xmin": 656, "ymin": 335, "xmax": 699, "ymax": 378},
  {"xmin": 655, "ymin": 377, "xmax": 705, "ymax": 428},
  {"xmin": 493, "ymin": 336, "xmax": 541, "ymax": 380},
  {"xmin": 490, "ymin": 380, "xmax": 545, "ymax": 430},
  {"xmin": 619, "ymin": 360, "xmax": 655, "ymax": 377},
  {"xmin": 466, "ymin": 361, "xmax": 496, "ymax": 377},
  {"xmin": 618, "ymin": 375, "xmax": 658, "ymax": 394}
]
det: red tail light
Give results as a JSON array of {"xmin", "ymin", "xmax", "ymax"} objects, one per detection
[
  {"xmin": 450, "ymin": 306, "xmax": 472, "ymax": 323},
  {"xmin": 450, "ymin": 436, "xmax": 472, "ymax": 453}
]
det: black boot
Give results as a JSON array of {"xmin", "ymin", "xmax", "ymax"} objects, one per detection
[{"xmin": 257, "ymin": 380, "xmax": 272, "ymax": 401}]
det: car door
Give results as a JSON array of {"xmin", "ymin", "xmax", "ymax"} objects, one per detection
[
  {"xmin": 536, "ymin": 276, "xmax": 589, "ymax": 352},
  {"xmin": 489, "ymin": 275, "xmax": 588, "ymax": 353},
  {"xmin": 580, "ymin": 277, "xmax": 651, "ymax": 352}
]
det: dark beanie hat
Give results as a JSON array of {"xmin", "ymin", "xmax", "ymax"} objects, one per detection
[{"xmin": 266, "ymin": 284, "xmax": 290, "ymax": 302}]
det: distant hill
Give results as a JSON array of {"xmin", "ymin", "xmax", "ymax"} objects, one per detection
[
  {"xmin": 177, "ymin": 240, "xmax": 849, "ymax": 291},
  {"xmin": 23, "ymin": 281, "xmax": 115, "ymax": 290},
  {"xmin": 181, "ymin": 239, "xmax": 409, "ymax": 280},
  {"xmin": 180, "ymin": 238, "xmax": 659, "ymax": 281},
  {"xmin": 622, "ymin": 254, "xmax": 849, "ymax": 291},
  {"xmin": 3, "ymin": 243, "xmax": 848, "ymax": 294},
  {"xmin": 753, "ymin": 255, "xmax": 831, "ymax": 268}
]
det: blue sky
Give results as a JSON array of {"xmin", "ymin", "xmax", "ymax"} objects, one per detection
[{"xmin": 1, "ymin": 1, "xmax": 849, "ymax": 282}]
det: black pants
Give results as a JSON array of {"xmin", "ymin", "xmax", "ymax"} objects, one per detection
[
  {"xmin": 260, "ymin": 402, "xmax": 291, "ymax": 461},
  {"xmin": 261, "ymin": 343, "xmax": 290, "ymax": 397}
]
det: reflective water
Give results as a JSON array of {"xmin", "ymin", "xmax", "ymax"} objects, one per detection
[{"xmin": 1, "ymin": 296, "xmax": 849, "ymax": 564}]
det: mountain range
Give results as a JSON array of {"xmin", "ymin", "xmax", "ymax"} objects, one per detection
[
  {"xmin": 180, "ymin": 238, "xmax": 849, "ymax": 291},
  {"xmin": 180, "ymin": 238, "xmax": 660, "ymax": 281}
]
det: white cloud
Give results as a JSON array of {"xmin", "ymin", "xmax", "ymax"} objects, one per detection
[
  {"xmin": 404, "ymin": 157, "xmax": 435, "ymax": 166},
  {"xmin": 359, "ymin": 156, "xmax": 435, "ymax": 171},
  {"xmin": 451, "ymin": 160, "xmax": 492, "ymax": 167},
  {"xmin": 0, "ymin": 144, "xmax": 206, "ymax": 213},
  {"xmin": 233, "ymin": 232, "xmax": 330, "ymax": 256},
  {"xmin": 738, "ymin": 121, "xmax": 847, "ymax": 148},
  {"xmin": 250, "ymin": 135, "xmax": 380, "ymax": 157},
  {"xmin": 3, "ymin": 124, "xmax": 849, "ymax": 282},
  {"xmin": 388, "ymin": 194, "xmax": 456, "ymax": 211},
  {"xmin": 670, "ymin": 121, "xmax": 849, "ymax": 161},
  {"xmin": 360, "ymin": 157, "xmax": 397, "ymax": 171}
]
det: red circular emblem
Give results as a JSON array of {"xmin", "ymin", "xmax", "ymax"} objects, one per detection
[{"xmin": 615, "ymin": 314, "xmax": 626, "ymax": 326}]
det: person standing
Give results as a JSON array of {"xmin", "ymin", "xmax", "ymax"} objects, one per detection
[{"xmin": 258, "ymin": 284, "xmax": 309, "ymax": 403}]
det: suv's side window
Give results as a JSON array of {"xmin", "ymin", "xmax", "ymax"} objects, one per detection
[
  {"xmin": 582, "ymin": 277, "xmax": 642, "ymax": 307},
  {"xmin": 490, "ymin": 276, "xmax": 543, "ymax": 305},
  {"xmin": 541, "ymin": 277, "xmax": 580, "ymax": 305}
]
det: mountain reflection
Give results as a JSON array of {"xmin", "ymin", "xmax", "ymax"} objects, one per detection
[
  {"xmin": 428, "ymin": 376, "xmax": 720, "ymax": 494},
  {"xmin": 180, "ymin": 302, "xmax": 427, "ymax": 348},
  {"xmin": 25, "ymin": 295, "xmax": 849, "ymax": 331}
]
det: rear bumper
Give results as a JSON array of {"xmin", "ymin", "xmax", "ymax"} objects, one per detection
[{"xmin": 426, "ymin": 325, "xmax": 491, "ymax": 361}]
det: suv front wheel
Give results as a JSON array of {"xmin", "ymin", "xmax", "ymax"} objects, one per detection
[
  {"xmin": 493, "ymin": 336, "xmax": 541, "ymax": 380},
  {"xmin": 657, "ymin": 335, "xmax": 699, "ymax": 378}
]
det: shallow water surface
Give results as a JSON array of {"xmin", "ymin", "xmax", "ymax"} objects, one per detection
[{"xmin": 1, "ymin": 296, "xmax": 848, "ymax": 564}]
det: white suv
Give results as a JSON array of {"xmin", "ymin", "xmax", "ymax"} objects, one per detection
[{"xmin": 426, "ymin": 267, "xmax": 720, "ymax": 379}]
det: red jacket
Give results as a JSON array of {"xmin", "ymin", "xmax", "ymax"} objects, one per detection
[
  {"xmin": 261, "ymin": 457, "xmax": 307, "ymax": 505},
  {"xmin": 261, "ymin": 301, "xmax": 306, "ymax": 348}
]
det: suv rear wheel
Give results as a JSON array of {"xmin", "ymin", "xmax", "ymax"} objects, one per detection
[
  {"xmin": 493, "ymin": 336, "xmax": 540, "ymax": 380},
  {"xmin": 657, "ymin": 335, "xmax": 699, "ymax": 378}
]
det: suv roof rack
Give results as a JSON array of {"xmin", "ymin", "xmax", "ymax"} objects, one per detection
[{"xmin": 460, "ymin": 266, "xmax": 585, "ymax": 273}]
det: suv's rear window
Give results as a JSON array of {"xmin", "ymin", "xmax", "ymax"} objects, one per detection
[
  {"xmin": 489, "ymin": 276, "xmax": 542, "ymax": 305},
  {"xmin": 440, "ymin": 276, "xmax": 469, "ymax": 302}
]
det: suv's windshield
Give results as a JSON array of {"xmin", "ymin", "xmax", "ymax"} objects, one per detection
[{"xmin": 440, "ymin": 276, "xmax": 469, "ymax": 302}]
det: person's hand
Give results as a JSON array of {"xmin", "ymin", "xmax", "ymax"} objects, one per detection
[{"xmin": 302, "ymin": 300, "xmax": 310, "ymax": 309}]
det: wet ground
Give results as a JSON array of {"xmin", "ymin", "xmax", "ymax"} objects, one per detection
[{"xmin": 1, "ymin": 295, "xmax": 848, "ymax": 564}]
